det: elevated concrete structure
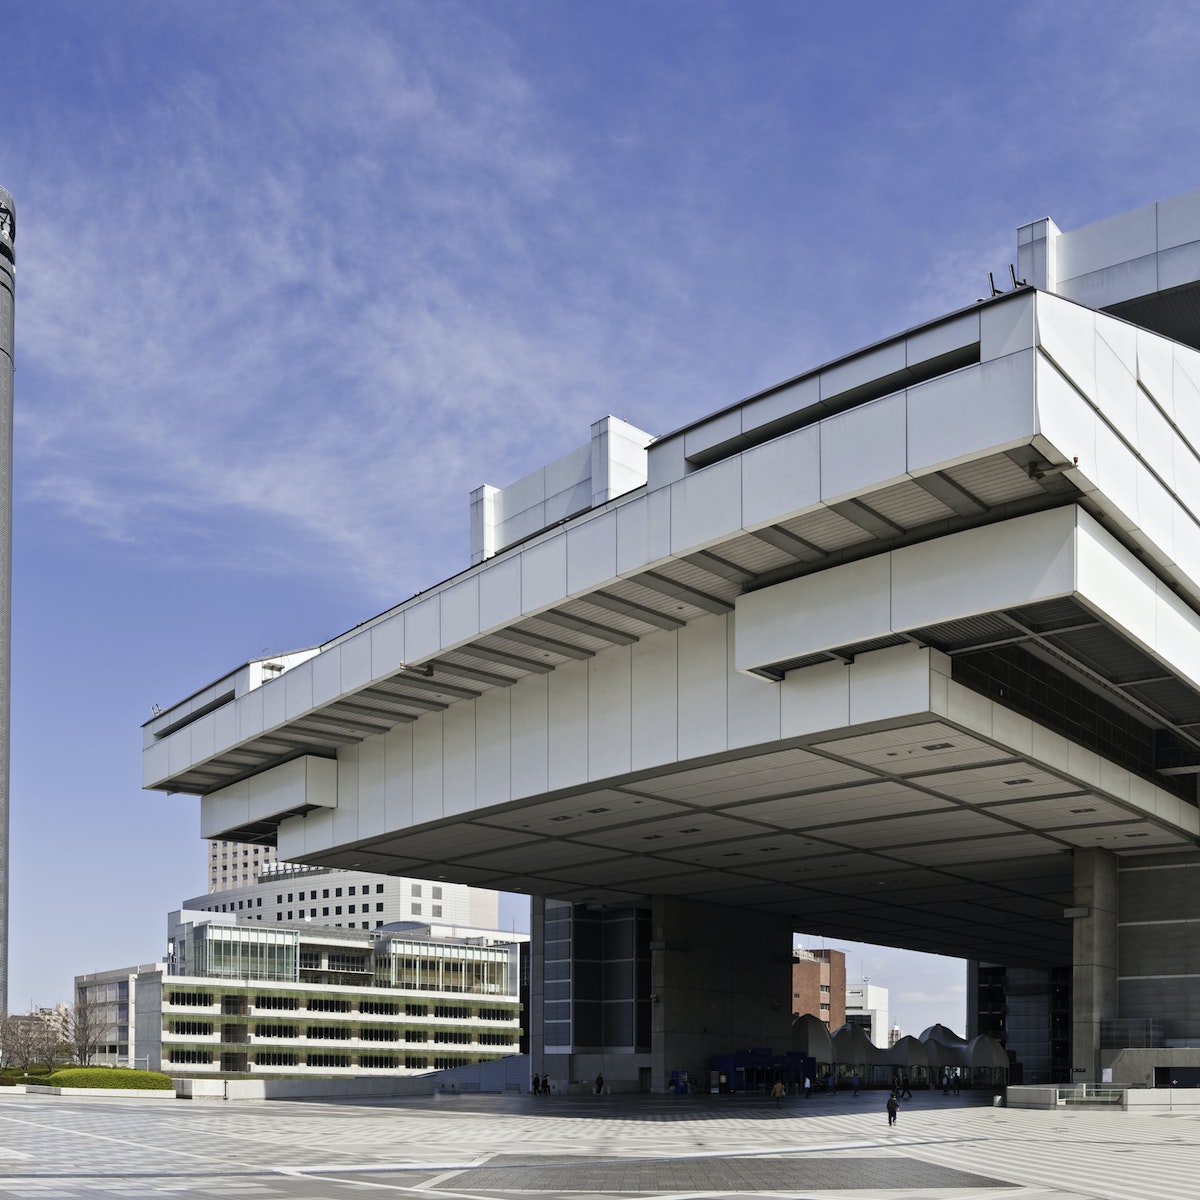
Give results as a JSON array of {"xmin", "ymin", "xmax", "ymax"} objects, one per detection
[{"xmin": 148, "ymin": 190, "xmax": 1200, "ymax": 1091}]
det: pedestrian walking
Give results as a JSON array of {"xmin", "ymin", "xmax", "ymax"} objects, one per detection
[
  {"xmin": 852, "ymin": 1072, "xmax": 860, "ymax": 1096},
  {"xmin": 595, "ymin": 1072, "xmax": 604, "ymax": 1096},
  {"xmin": 771, "ymin": 1079, "xmax": 785, "ymax": 1108},
  {"xmin": 531, "ymin": 1072, "xmax": 541, "ymax": 1095},
  {"xmin": 886, "ymin": 1093, "xmax": 899, "ymax": 1126},
  {"xmin": 900, "ymin": 1074, "xmax": 913, "ymax": 1100},
  {"xmin": 803, "ymin": 1075, "xmax": 812, "ymax": 1098}
]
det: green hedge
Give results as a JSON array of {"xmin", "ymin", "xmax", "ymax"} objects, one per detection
[{"xmin": 41, "ymin": 1067, "xmax": 173, "ymax": 1090}]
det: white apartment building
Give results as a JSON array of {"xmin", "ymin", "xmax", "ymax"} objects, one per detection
[
  {"xmin": 185, "ymin": 864, "xmax": 499, "ymax": 931},
  {"xmin": 208, "ymin": 839, "xmax": 283, "ymax": 892},
  {"xmin": 80, "ymin": 912, "xmax": 523, "ymax": 1077},
  {"xmin": 845, "ymin": 982, "xmax": 890, "ymax": 1046}
]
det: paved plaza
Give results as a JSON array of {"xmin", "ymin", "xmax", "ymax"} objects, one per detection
[{"xmin": 0, "ymin": 1087, "xmax": 1196, "ymax": 1200}]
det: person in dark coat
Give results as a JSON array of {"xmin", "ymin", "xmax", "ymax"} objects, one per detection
[{"xmin": 886, "ymin": 1093, "xmax": 899, "ymax": 1126}]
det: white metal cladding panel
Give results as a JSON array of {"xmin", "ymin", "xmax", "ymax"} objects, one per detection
[
  {"xmin": 891, "ymin": 507, "xmax": 1078, "ymax": 631},
  {"xmin": 847, "ymin": 645, "xmax": 937, "ymax": 727},
  {"xmin": 358, "ymin": 733, "xmax": 387, "ymax": 841},
  {"xmin": 475, "ymin": 687, "xmax": 512, "ymax": 812},
  {"xmin": 617, "ymin": 472, "xmax": 672, "ymax": 574},
  {"xmin": 479, "ymin": 554, "xmax": 522, "ymax": 631},
  {"xmin": 521, "ymin": 536, "xmax": 567, "ymax": 613},
  {"xmin": 384, "ymin": 723, "xmax": 415, "ymax": 830},
  {"xmin": 331, "ymin": 742, "xmax": 358, "ymax": 846},
  {"xmin": 906, "ymin": 351, "xmax": 1036, "ymax": 477},
  {"xmin": 443, "ymin": 701, "xmax": 477, "ymax": 817},
  {"xmin": 566, "ymin": 511, "xmax": 618, "ymax": 596},
  {"xmin": 676, "ymin": 614, "xmax": 730, "ymax": 763},
  {"xmin": 736, "ymin": 553, "xmax": 890, "ymax": 673},
  {"xmin": 820, "ymin": 392, "xmax": 908, "ymax": 502},
  {"xmin": 740, "ymin": 425, "xmax": 821, "ymax": 530},
  {"xmin": 980, "ymin": 290, "xmax": 1035, "ymax": 361},
  {"xmin": 509, "ymin": 673, "xmax": 549, "ymax": 801},
  {"xmin": 411, "ymin": 712, "xmax": 444, "ymax": 826},
  {"xmin": 1057, "ymin": 200, "xmax": 1158, "ymax": 281},
  {"xmin": 441, "ymin": 578, "xmax": 480, "ymax": 647},
  {"xmin": 547, "ymin": 658, "xmax": 588, "ymax": 792},
  {"xmin": 630, "ymin": 630, "xmax": 679, "ymax": 771},
  {"xmin": 669, "ymin": 455, "xmax": 742, "ymax": 554},
  {"xmin": 726, "ymin": 621, "xmax": 781, "ymax": 750},
  {"xmin": 587, "ymin": 644, "xmax": 632, "ymax": 780}
]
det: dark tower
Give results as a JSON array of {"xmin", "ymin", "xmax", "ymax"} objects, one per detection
[{"xmin": 0, "ymin": 185, "xmax": 14, "ymax": 1014}]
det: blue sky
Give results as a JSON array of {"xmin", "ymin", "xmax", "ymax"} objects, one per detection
[{"xmin": 3, "ymin": 0, "xmax": 1199, "ymax": 1033}]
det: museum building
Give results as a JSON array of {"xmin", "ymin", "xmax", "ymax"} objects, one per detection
[{"xmin": 146, "ymin": 191, "xmax": 1200, "ymax": 1092}]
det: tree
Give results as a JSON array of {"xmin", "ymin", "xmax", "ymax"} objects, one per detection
[
  {"xmin": 1, "ymin": 1013, "xmax": 44, "ymax": 1075},
  {"xmin": 70, "ymin": 988, "xmax": 110, "ymax": 1067}
]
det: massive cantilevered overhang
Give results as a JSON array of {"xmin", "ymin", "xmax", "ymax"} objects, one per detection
[{"xmin": 144, "ymin": 276, "xmax": 1200, "ymax": 969}]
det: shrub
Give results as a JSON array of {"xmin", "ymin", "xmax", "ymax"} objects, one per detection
[{"xmin": 41, "ymin": 1067, "xmax": 173, "ymax": 1090}]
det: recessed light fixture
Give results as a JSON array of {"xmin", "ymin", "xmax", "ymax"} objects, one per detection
[
  {"xmin": 642, "ymin": 834, "xmax": 664, "ymax": 841},
  {"xmin": 721, "ymin": 851, "xmax": 742, "ymax": 858},
  {"xmin": 680, "ymin": 827, "xmax": 701, "ymax": 834},
  {"xmin": 1004, "ymin": 778, "xmax": 1034, "ymax": 786},
  {"xmin": 923, "ymin": 742, "xmax": 953, "ymax": 751},
  {"xmin": 1069, "ymin": 807, "xmax": 1096, "ymax": 814},
  {"xmin": 585, "ymin": 807, "xmax": 610, "ymax": 815},
  {"xmin": 550, "ymin": 814, "xmax": 572, "ymax": 822},
  {"xmin": 1125, "ymin": 832, "xmax": 1150, "ymax": 839}
]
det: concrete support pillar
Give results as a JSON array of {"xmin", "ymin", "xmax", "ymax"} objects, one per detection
[
  {"xmin": 650, "ymin": 895, "xmax": 794, "ymax": 1094},
  {"xmin": 1071, "ymin": 847, "xmax": 1118, "ymax": 1083}
]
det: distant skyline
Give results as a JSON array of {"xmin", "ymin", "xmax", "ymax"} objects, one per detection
[{"xmin": 2, "ymin": 1, "xmax": 1199, "ymax": 1029}]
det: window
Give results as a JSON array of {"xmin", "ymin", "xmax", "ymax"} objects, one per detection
[
  {"xmin": 276, "ymin": 913, "xmax": 283, "ymax": 921},
  {"xmin": 432, "ymin": 906, "xmax": 442, "ymax": 918},
  {"xmin": 254, "ymin": 995, "xmax": 300, "ymax": 1011},
  {"xmin": 335, "ymin": 888, "xmax": 343, "ymax": 897},
  {"xmin": 349, "ymin": 887, "xmax": 356, "ymax": 896},
  {"xmin": 169, "ymin": 1049, "xmax": 212, "ymax": 1064},
  {"xmin": 376, "ymin": 884, "xmax": 384, "ymax": 894},
  {"xmin": 359, "ymin": 1027, "xmax": 398, "ymax": 1042},
  {"xmin": 257, "ymin": 898, "xmax": 262, "ymax": 907},
  {"xmin": 307, "ymin": 1053, "xmax": 350, "ymax": 1068},
  {"xmin": 435, "ymin": 1031, "xmax": 471, "ymax": 1044},
  {"xmin": 434, "ymin": 1005, "xmax": 468, "ymax": 1019},
  {"xmin": 405, "ymin": 1056, "xmax": 428, "ymax": 1069},
  {"xmin": 309, "ymin": 909, "xmax": 316, "ymax": 918},
  {"xmin": 307, "ymin": 998, "xmax": 351, "ymax": 1013},
  {"xmin": 405, "ymin": 1030, "xmax": 427, "ymax": 1042},
  {"xmin": 432, "ymin": 886, "xmax": 442, "ymax": 899},
  {"xmin": 405, "ymin": 1004, "xmax": 428, "ymax": 1017},
  {"xmin": 287, "ymin": 911, "xmax": 293, "ymax": 920},
  {"xmin": 255, "ymin": 1051, "xmax": 299, "ymax": 1066},
  {"xmin": 309, "ymin": 891, "xmax": 317, "ymax": 900},
  {"xmin": 348, "ymin": 905, "xmax": 356, "ymax": 914},
  {"xmin": 411, "ymin": 904, "xmax": 421, "ymax": 915},
  {"xmin": 322, "ymin": 889, "xmax": 329, "ymax": 899},
  {"xmin": 376, "ymin": 904, "xmax": 384, "ymax": 912},
  {"xmin": 322, "ymin": 908, "xmax": 329, "ymax": 917},
  {"xmin": 276, "ymin": 895, "xmax": 283, "ymax": 904},
  {"xmin": 412, "ymin": 885, "xmax": 422, "ymax": 897},
  {"xmin": 171, "ymin": 1020, "xmax": 213, "ymax": 1036},
  {"xmin": 335, "ymin": 906, "xmax": 342, "ymax": 915},
  {"xmin": 360, "ymin": 1055, "xmax": 398, "ymax": 1069},
  {"xmin": 307, "ymin": 1026, "xmax": 351, "ymax": 1040},
  {"xmin": 255, "ymin": 1024, "xmax": 299, "ymax": 1038},
  {"xmin": 360, "ymin": 1000, "xmax": 400, "ymax": 1016}
]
